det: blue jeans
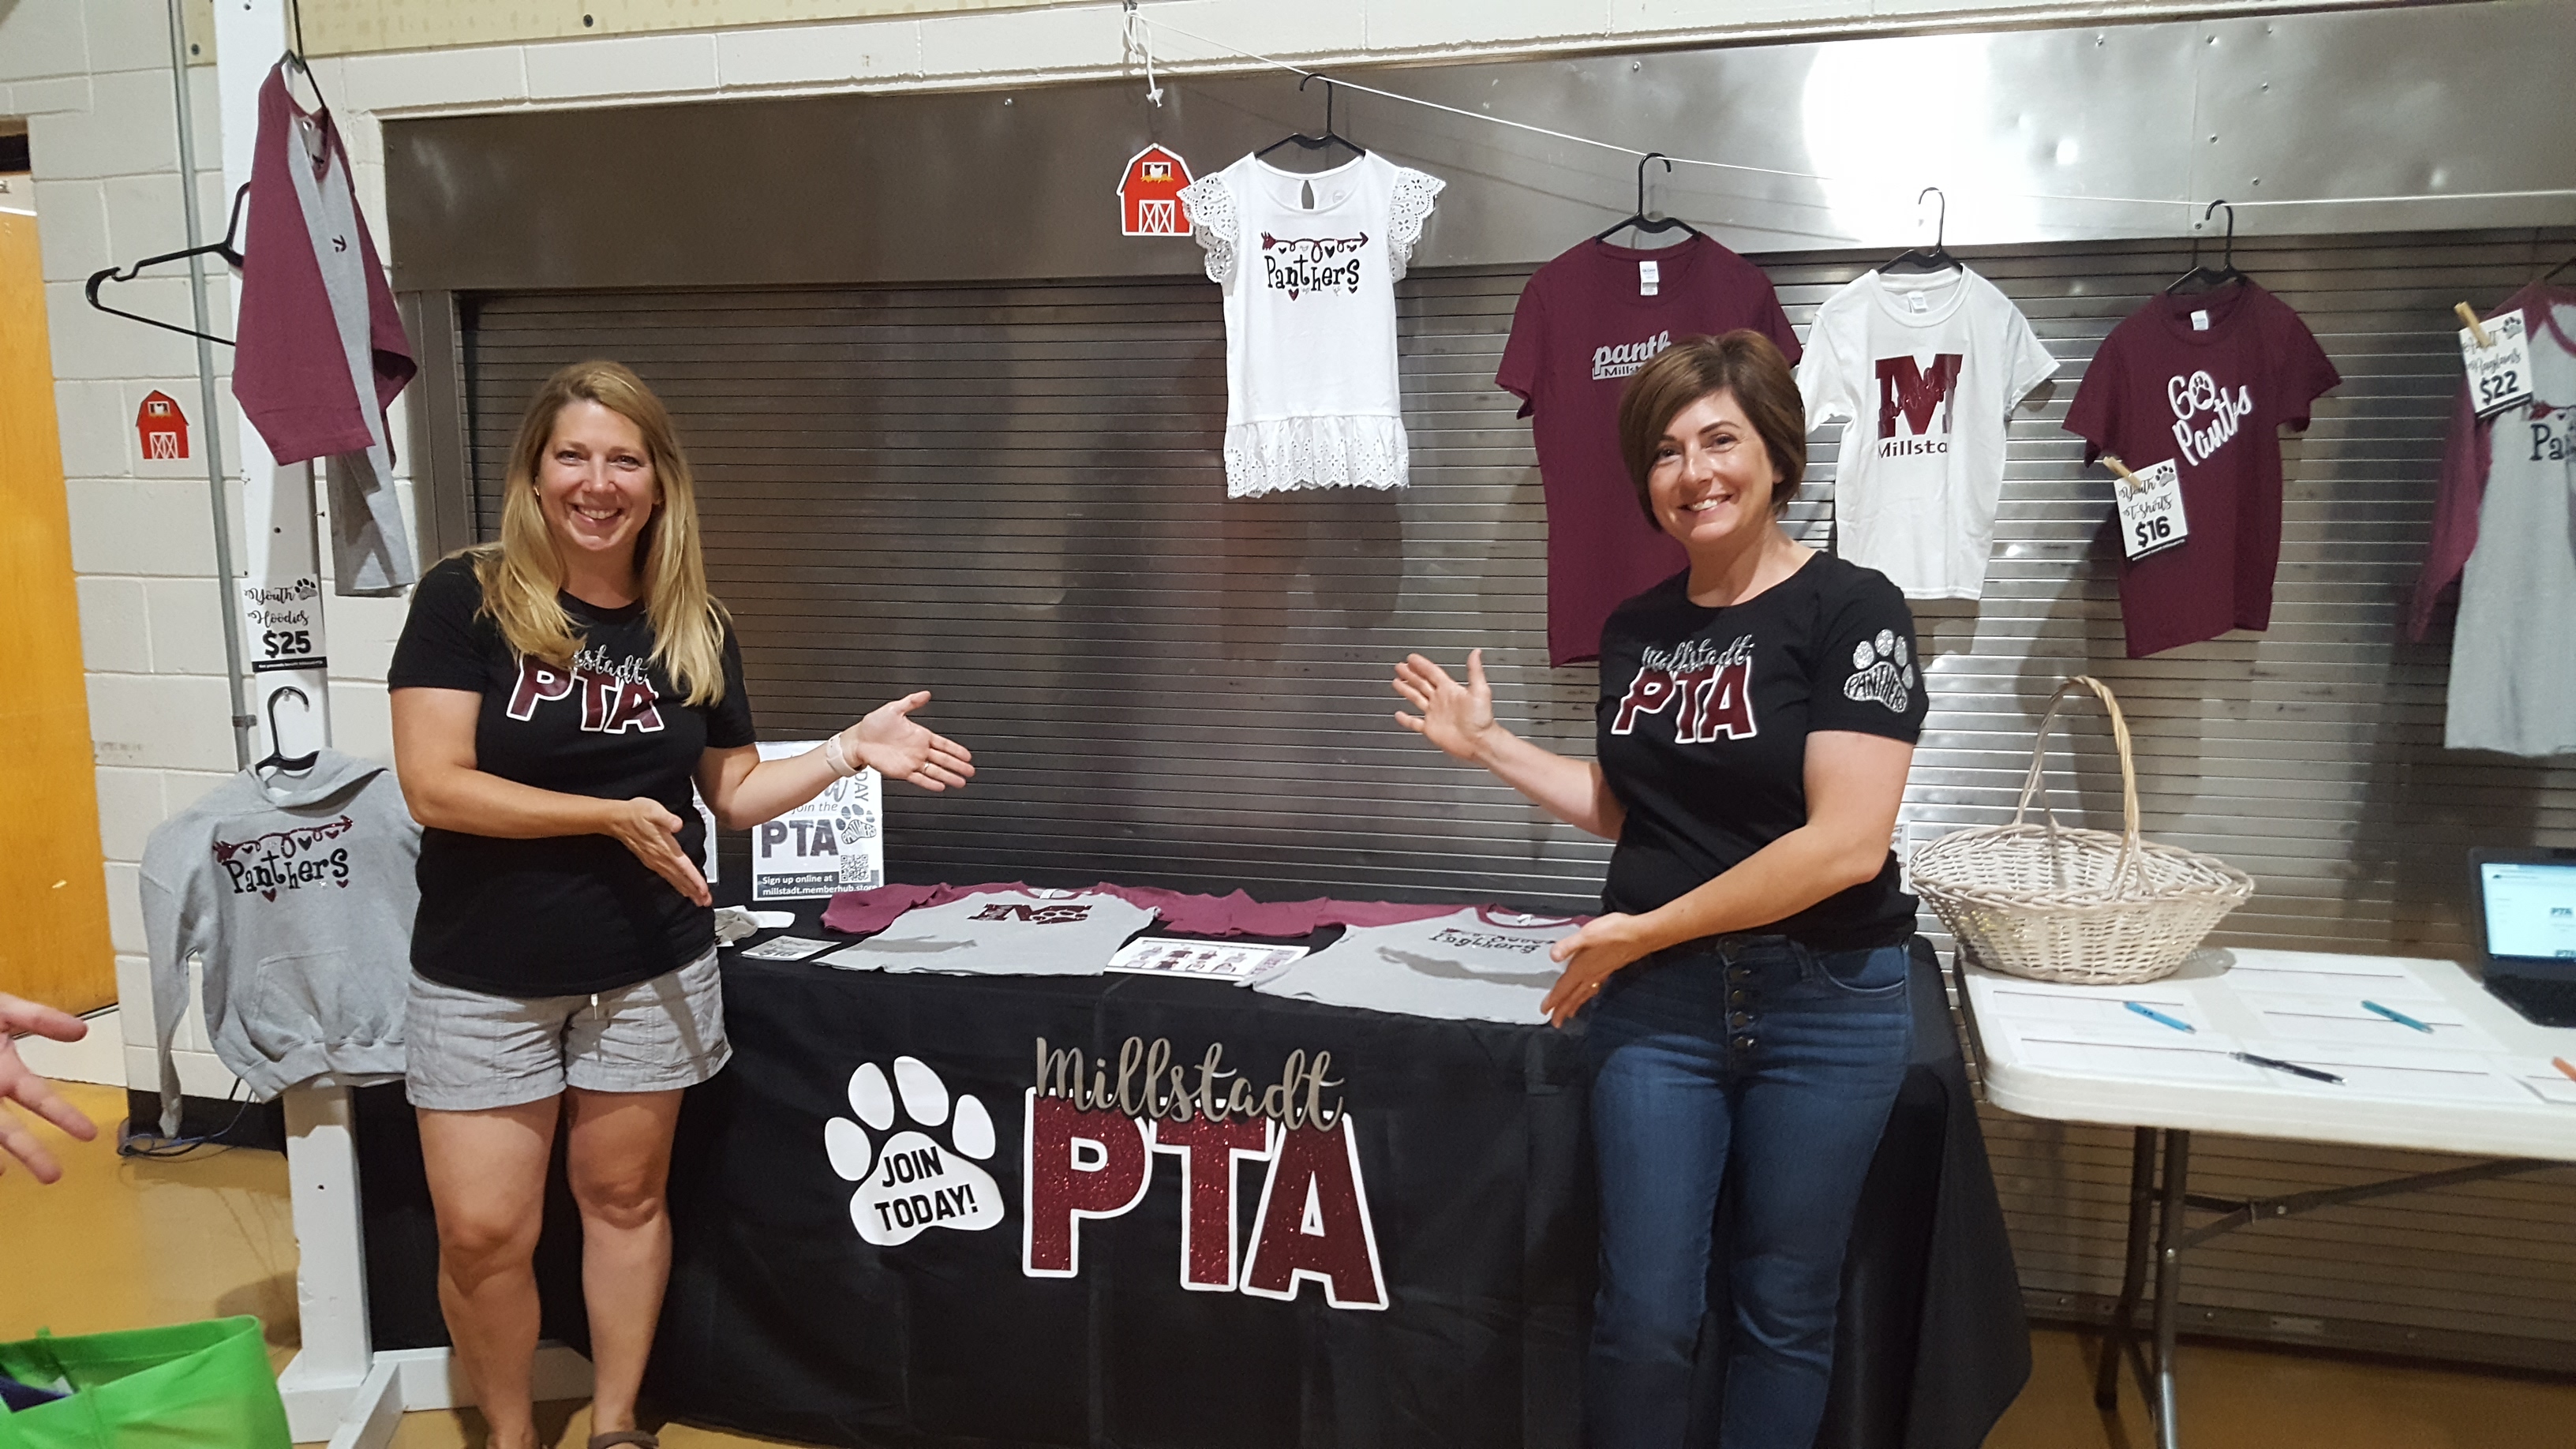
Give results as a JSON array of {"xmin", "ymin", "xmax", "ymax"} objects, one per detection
[{"xmin": 1583, "ymin": 936, "xmax": 1914, "ymax": 1449}]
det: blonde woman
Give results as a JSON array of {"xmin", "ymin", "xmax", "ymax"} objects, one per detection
[{"xmin": 389, "ymin": 360, "xmax": 974, "ymax": 1449}]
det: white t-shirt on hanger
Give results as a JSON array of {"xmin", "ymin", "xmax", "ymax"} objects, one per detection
[
  {"xmin": 1178, "ymin": 151, "xmax": 1445, "ymax": 499},
  {"xmin": 1796, "ymin": 268, "xmax": 2057, "ymax": 599}
]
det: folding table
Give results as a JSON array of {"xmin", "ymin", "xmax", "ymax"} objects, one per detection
[{"xmin": 1959, "ymin": 948, "xmax": 2576, "ymax": 1449}]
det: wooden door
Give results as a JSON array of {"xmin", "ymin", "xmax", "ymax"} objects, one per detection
[{"xmin": 0, "ymin": 205, "xmax": 115, "ymax": 1013}]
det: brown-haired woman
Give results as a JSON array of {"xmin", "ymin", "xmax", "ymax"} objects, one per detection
[
  {"xmin": 388, "ymin": 360, "xmax": 975, "ymax": 1449},
  {"xmin": 1392, "ymin": 331, "xmax": 1923, "ymax": 1447}
]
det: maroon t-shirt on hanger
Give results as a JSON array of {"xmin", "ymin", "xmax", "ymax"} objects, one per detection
[
  {"xmin": 2061, "ymin": 283, "xmax": 2340, "ymax": 657},
  {"xmin": 1498, "ymin": 235, "xmax": 1801, "ymax": 665}
]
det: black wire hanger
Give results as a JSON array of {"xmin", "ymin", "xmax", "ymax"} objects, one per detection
[
  {"xmin": 84, "ymin": 180, "xmax": 251, "ymax": 346},
  {"xmin": 1883, "ymin": 187, "xmax": 1958, "ymax": 275},
  {"xmin": 2538, "ymin": 247, "xmax": 2576, "ymax": 286},
  {"xmin": 1255, "ymin": 74, "xmax": 1365, "ymax": 165},
  {"xmin": 253, "ymin": 686, "xmax": 322, "ymax": 776},
  {"xmin": 2166, "ymin": 200, "xmax": 2248, "ymax": 294},
  {"xmin": 1593, "ymin": 153, "xmax": 1705, "ymax": 245}
]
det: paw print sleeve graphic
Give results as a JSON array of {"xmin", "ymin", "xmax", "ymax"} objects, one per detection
[
  {"xmin": 1841, "ymin": 630, "xmax": 1915, "ymax": 713},
  {"xmin": 826, "ymin": 1057, "xmax": 1004, "ymax": 1245},
  {"xmin": 1813, "ymin": 575, "xmax": 1928, "ymax": 743}
]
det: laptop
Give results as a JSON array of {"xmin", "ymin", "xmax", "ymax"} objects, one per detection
[{"xmin": 2469, "ymin": 847, "xmax": 2576, "ymax": 1028}]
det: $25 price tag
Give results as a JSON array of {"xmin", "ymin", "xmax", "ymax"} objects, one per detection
[
  {"xmin": 2115, "ymin": 459, "xmax": 2188, "ymax": 562},
  {"xmin": 2459, "ymin": 308, "xmax": 2533, "ymax": 418}
]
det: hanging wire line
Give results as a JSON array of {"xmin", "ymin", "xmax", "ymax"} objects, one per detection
[{"xmin": 1126, "ymin": 8, "xmax": 2576, "ymax": 216}]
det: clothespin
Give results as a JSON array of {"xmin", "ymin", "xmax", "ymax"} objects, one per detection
[
  {"xmin": 2455, "ymin": 301, "xmax": 2493, "ymax": 350},
  {"xmin": 2102, "ymin": 454, "xmax": 2144, "ymax": 494}
]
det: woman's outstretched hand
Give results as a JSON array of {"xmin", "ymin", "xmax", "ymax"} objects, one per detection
[
  {"xmin": 1393, "ymin": 649, "xmax": 1501, "ymax": 763},
  {"xmin": 603, "ymin": 796, "xmax": 711, "ymax": 906},
  {"xmin": 844, "ymin": 691, "xmax": 975, "ymax": 792}
]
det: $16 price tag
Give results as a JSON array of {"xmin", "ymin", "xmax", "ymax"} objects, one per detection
[
  {"xmin": 2115, "ymin": 459, "xmax": 2188, "ymax": 562},
  {"xmin": 2459, "ymin": 308, "xmax": 2533, "ymax": 418}
]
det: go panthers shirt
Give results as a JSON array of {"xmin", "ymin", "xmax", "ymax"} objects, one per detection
[{"xmin": 1595, "ymin": 554, "xmax": 1926, "ymax": 949}]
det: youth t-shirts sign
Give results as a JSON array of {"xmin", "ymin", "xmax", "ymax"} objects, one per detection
[
  {"xmin": 388, "ymin": 556, "xmax": 757, "ymax": 996},
  {"xmin": 1250, "ymin": 907, "xmax": 1582, "ymax": 1024},
  {"xmin": 1596, "ymin": 556, "xmax": 1926, "ymax": 949},
  {"xmin": 2062, "ymin": 283, "xmax": 2340, "ymax": 657},
  {"xmin": 1796, "ymin": 268, "xmax": 2057, "ymax": 601},
  {"xmin": 1497, "ymin": 236, "xmax": 1802, "ymax": 663},
  {"xmin": 818, "ymin": 887, "xmax": 1155, "ymax": 977}
]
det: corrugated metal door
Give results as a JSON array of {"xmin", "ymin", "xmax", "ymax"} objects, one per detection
[{"xmin": 459, "ymin": 230, "xmax": 2576, "ymax": 1369}]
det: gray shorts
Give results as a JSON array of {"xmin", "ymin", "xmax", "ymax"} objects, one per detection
[{"xmin": 405, "ymin": 949, "xmax": 730, "ymax": 1112}]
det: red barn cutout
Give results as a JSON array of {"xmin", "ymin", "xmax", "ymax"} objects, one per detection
[
  {"xmin": 137, "ymin": 391, "xmax": 189, "ymax": 460},
  {"xmin": 1118, "ymin": 144, "xmax": 1194, "ymax": 237}
]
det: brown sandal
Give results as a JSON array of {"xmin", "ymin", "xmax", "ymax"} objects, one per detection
[{"xmin": 587, "ymin": 1434, "xmax": 658, "ymax": 1449}]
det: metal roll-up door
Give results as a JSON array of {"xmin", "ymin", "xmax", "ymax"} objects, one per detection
[{"xmin": 459, "ymin": 230, "xmax": 2576, "ymax": 1369}]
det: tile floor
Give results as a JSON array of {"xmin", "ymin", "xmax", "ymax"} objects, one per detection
[{"xmin": 4, "ymin": 1080, "xmax": 2567, "ymax": 1448}]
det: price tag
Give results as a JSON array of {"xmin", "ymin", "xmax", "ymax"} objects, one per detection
[
  {"xmin": 2114, "ymin": 459, "xmax": 2188, "ymax": 562},
  {"xmin": 2460, "ymin": 308, "xmax": 2534, "ymax": 418}
]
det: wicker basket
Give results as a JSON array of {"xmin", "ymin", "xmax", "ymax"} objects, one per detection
[{"xmin": 1910, "ymin": 676, "xmax": 2254, "ymax": 987}]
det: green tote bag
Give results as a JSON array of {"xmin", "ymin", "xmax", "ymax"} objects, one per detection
[{"xmin": 0, "ymin": 1316, "xmax": 290, "ymax": 1448}]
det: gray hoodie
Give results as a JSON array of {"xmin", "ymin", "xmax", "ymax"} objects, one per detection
[{"xmin": 140, "ymin": 750, "xmax": 420, "ymax": 1134}]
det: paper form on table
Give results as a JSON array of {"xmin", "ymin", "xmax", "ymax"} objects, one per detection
[
  {"xmin": 2220, "ymin": 958, "xmax": 2447, "ymax": 1003},
  {"xmin": 2267, "ymin": 1044, "xmax": 2529, "ymax": 1104},
  {"xmin": 2510, "ymin": 1061, "xmax": 2576, "ymax": 1106},
  {"xmin": 2237, "ymin": 993, "xmax": 2503, "ymax": 1053},
  {"xmin": 2014, "ymin": 1035, "xmax": 2267, "ymax": 1084},
  {"xmin": 1984, "ymin": 985, "xmax": 2205, "ymax": 1038}
]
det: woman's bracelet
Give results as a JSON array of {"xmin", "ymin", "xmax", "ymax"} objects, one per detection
[{"xmin": 822, "ymin": 732, "xmax": 859, "ymax": 779}]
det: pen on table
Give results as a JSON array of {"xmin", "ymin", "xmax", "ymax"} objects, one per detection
[
  {"xmin": 2232, "ymin": 1050, "xmax": 2344, "ymax": 1085},
  {"xmin": 2359, "ymin": 999, "xmax": 2435, "ymax": 1034},
  {"xmin": 2124, "ymin": 1002, "xmax": 2195, "ymax": 1033},
  {"xmin": 2554, "ymin": 1058, "xmax": 2576, "ymax": 1084}
]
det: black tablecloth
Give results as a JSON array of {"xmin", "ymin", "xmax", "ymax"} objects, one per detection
[{"xmin": 631, "ymin": 932, "xmax": 2029, "ymax": 1449}]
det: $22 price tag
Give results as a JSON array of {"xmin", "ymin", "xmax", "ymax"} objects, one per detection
[
  {"xmin": 2115, "ymin": 459, "xmax": 2188, "ymax": 562},
  {"xmin": 2459, "ymin": 308, "xmax": 2533, "ymax": 418}
]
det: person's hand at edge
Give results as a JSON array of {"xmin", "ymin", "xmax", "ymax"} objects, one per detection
[
  {"xmin": 602, "ymin": 796, "xmax": 711, "ymax": 906},
  {"xmin": 841, "ymin": 691, "xmax": 975, "ymax": 792},
  {"xmin": 0, "ymin": 994, "xmax": 99, "ymax": 1184}
]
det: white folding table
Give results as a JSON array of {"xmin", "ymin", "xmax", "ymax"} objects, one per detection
[{"xmin": 1959, "ymin": 948, "xmax": 2576, "ymax": 1449}]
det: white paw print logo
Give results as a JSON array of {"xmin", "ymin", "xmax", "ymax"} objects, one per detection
[
  {"xmin": 824, "ymin": 1057, "xmax": 1005, "ymax": 1245},
  {"xmin": 1842, "ymin": 629, "xmax": 1915, "ymax": 713}
]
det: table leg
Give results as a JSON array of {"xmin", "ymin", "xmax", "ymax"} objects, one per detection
[
  {"xmin": 2095, "ymin": 1126, "xmax": 2158, "ymax": 1410},
  {"xmin": 2153, "ymin": 1129, "xmax": 2190, "ymax": 1449}
]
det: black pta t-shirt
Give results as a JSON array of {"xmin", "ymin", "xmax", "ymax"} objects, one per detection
[
  {"xmin": 1596, "ymin": 553, "xmax": 1926, "ymax": 951},
  {"xmin": 389, "ymin": 556, "xmax": 758, "ymax": 997}
]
